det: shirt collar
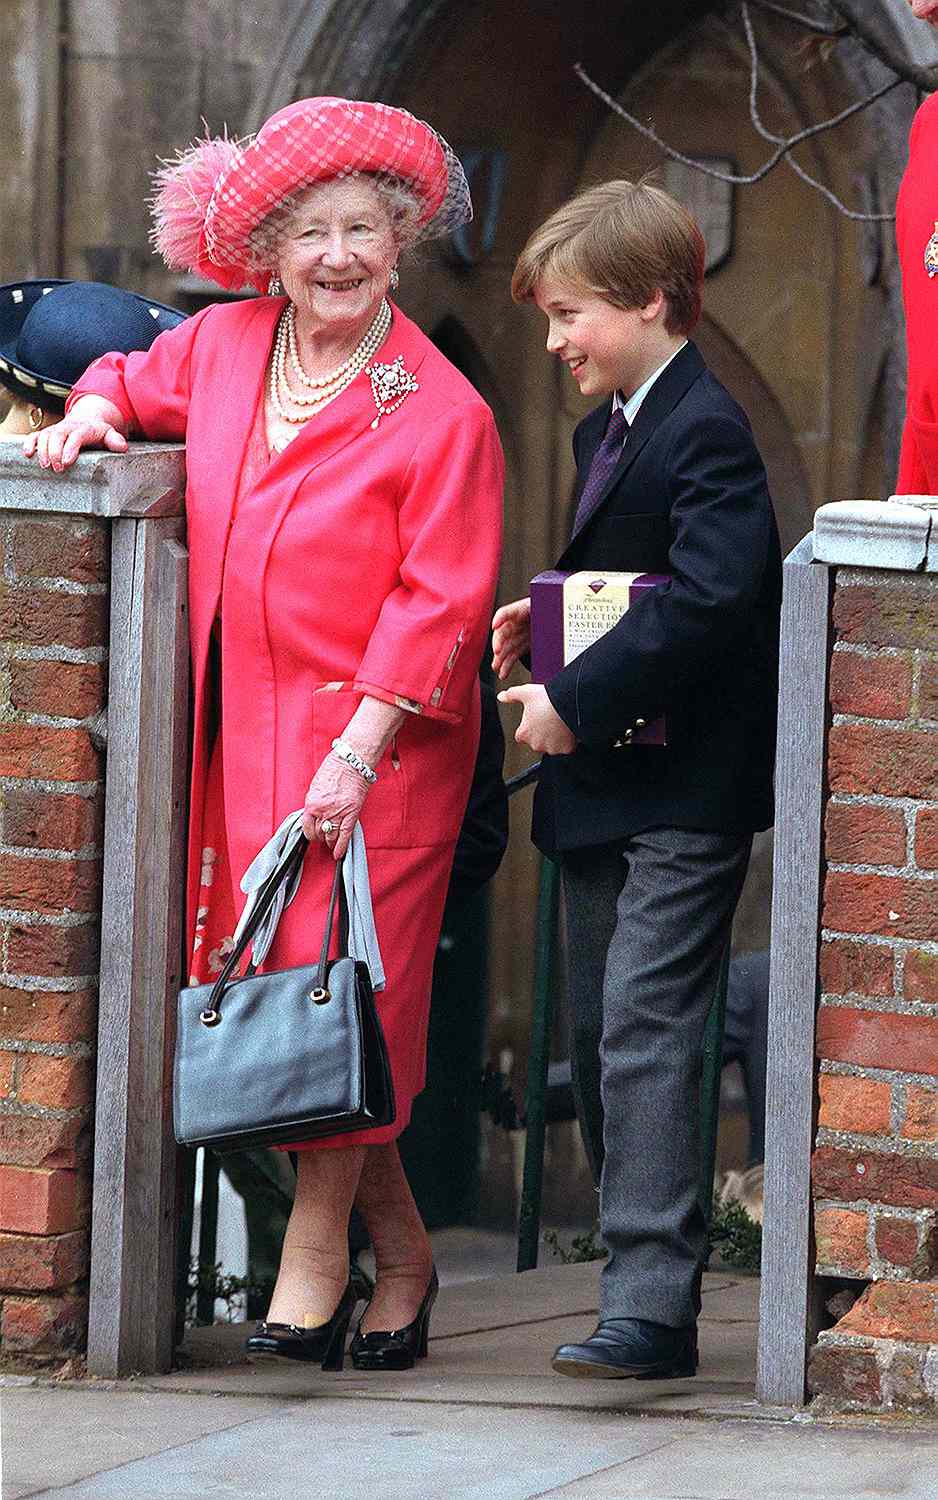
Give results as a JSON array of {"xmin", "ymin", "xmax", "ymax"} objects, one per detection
[{"xmin": 613, "ymin": 341, "xmax": 688, "ymax": 427}]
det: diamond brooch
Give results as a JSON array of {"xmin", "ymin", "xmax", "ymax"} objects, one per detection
[{"xmin": 366, "ymin": 354, "xmax": 419, "ymax": 429}]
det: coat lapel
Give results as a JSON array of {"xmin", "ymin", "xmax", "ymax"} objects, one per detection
[{"xmin": 568, "ymin": 342, "xmax": 706, "ymax": 544}]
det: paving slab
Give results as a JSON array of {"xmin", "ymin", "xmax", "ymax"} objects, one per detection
[{"xmin": 0, "ymin": 1389, "xmax": 284, "ymax": 1499}]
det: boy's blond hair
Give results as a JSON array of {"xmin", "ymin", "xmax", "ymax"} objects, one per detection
[{"xmin": 511, "ymin": 179, "xmax": 705, "ymax": 336}]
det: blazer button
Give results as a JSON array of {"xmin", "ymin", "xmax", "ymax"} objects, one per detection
[{"xmin": 635, "ymin": 718, "xmax": 646, "ymax": 729}]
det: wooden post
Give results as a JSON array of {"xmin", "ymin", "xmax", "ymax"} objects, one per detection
[
  {"xmin": 756, "ymin": 536, "xmax": 831, "ymax": 1408},
  {"xmin": 86, "ymin": 519, "xmax": 190, "ymax": 1377}
]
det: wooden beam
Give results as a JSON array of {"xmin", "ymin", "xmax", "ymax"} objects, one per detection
[
  {"xmin": 87, "ymin": 520, "xmax": 189, "ymax": 1377},
  {"xmin": 756, "ymin": 536, "xmax": 831, "ymax": 1408}
]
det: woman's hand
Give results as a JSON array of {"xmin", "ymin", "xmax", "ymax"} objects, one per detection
[
  {"xmin": 302, "ymin": 752, "xmax": 372, "ymax": 860},
  {"xmin": 491, "ymin": 597, "xmax": 531, "ymax": 680},
  {"xmin": 23, "ymin": 397, "xmax": 129, "ymax": 471}
]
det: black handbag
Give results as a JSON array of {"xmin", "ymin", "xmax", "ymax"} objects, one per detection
[{"xmin": 173, "ymin": 837, "xmax": 395, "ymax": 1151}]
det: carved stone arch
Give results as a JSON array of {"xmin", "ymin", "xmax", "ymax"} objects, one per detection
[
  {"xmin": 244, "ymin": 0, "xmax": 451, "ymax": 130},
  {"xmin": 431, "ymin": 313, "xmax": 518, "ymax": 476}
]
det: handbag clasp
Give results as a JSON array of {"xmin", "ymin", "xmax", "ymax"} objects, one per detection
[
  {"xmin": 199, "ymin": 1007, "xmax": 222, "ymax": 1027},
  {"xmin": 309, "ymin": 986, "xmax": 330, "ymax": 1005}
]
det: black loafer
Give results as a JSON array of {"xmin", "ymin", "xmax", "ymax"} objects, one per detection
[{"xmin": 552, "ymin": 1317, "xmax": 697, "ymax": 1380}]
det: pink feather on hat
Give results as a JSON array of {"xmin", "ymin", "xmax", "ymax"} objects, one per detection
[{"xmin": 149, "ymin": 131, "xmax": 247, "ymax": 289}]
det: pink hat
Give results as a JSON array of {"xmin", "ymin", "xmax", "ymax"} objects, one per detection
[{"xmin": 150, "ymin": 97, "xmax": 469, "ymax": 293}]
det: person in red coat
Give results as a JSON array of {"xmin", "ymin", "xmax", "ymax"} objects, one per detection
[
  {"xmin": 897, "ymin": 1, "xmax": 938, "ymax": 492},
  {"xmin": 25, "ymin": 98, "xmax": 503, "ymax": 1370}
]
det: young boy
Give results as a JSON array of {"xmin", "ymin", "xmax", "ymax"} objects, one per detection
[{"xmin": 493, "ymin": 180, "xmax": 781, "ymax": 1380}]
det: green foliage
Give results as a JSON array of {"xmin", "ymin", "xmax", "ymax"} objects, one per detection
[
  {"xmin": 185, "ymin": 1258, "xmax": 275, "ymax": 1326},
  {"xmin": 708, "ymin": 1197, "xmax": 762, "ymax": 1272},
  {"xmin": 543, "ymin": 1223, "xmax": 608, "ymax": 1264}
]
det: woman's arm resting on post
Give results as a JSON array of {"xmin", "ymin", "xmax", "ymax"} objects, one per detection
[{"xmin": 23, "ymin": 396, "xmax": 130, "ymax": 471}]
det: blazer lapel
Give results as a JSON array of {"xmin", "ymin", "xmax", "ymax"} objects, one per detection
[{"xmin": 568, "ymin": 342, "xmax": 706, "ymax": 544}]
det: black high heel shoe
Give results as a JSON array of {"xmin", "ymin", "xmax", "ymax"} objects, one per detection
[
  {"xmin": 349, "ymin": 1267, "xmax": 438, "ymax": 1371},
  {"xmin": 245, "ymin": 1280, "xmax": 358, "ymax": 1370}
]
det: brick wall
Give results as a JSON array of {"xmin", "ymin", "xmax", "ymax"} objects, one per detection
[
  {"xmin": 0, "ymin": 513, "xmax": 107, "ymax": 1365},
  {"xmin": 808, "ymin": 568, "xmax": 938, "ymax": 1412}
]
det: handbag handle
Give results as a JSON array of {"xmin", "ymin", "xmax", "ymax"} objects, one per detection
[{"xmin": 198, "ymin": 836, "xmax": 346, "ymax": 1026}]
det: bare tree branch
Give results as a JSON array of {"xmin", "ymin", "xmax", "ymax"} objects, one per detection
[
  {"xmin": 740, "ymin": 2, "xmax": 897, "ymax": 220},
  {"xmin": 753, "ymin": 0, "xmax": 938, "ymax": 90},
  {"xmin": 747, "ymin": 1, "xmax": 846, "ymax": 38},
  {"xmin": 574, "ymin": 52, "xmax": 899, "ymax": 214}
]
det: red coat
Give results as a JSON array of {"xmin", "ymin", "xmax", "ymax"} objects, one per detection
[
  {"xmin": 73, "ymin": 298, "xmax": 504, "ymax": 1141},
  {"xmin": 897, "ymin": 92, "xmax": 938, "ymax": 494}
]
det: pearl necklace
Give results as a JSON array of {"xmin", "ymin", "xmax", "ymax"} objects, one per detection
[{"xmin": 269, "ymin": 300, "xmax": 391, "ymax": 424}]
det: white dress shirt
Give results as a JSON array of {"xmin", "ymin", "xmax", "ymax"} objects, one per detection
[{"xmin": 612, "ymin": 341, "xmax": 688, "ymax": 439}]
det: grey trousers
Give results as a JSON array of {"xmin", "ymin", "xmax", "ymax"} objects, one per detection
[{"xmin": 562, "ymin": 827, "xmax": 752, "ymax": 1326}]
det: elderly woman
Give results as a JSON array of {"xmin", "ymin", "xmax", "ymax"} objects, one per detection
[{"xmin": 26, "ymin": 98, "xmax": 503, "ymax": 1371}]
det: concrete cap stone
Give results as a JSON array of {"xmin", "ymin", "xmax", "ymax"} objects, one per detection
[
  {"xmin": 0, "ymin": 443, "xmax": 185, "ymax": 518},
  {"xmin": 813, "ymin": 499, "xmax": 936, "ymax": 573}
]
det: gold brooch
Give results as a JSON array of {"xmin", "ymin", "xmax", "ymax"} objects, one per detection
[{"xmin": 366, "ymin": 354, "xmax": 419, "ymax": 429}]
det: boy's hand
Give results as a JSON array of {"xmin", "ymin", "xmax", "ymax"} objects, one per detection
[
  {"xmin": 492, "ymin": 597, "xmax": 531, "ymax": 680},
  {"xmin": 498, "ymin": 684, "xmax": 576, "ymax": 755}
]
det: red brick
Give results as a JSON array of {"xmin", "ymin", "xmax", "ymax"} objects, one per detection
[
  {"xmin": 0, "ymin": 1053, "xmax": 13, "ymax": 1099},
  {"xmin": 0, "ymin": 789, "xmax": 102, "ymax": 853},
  {"xmin": 829, "ymin": 651, "xmax": 913, "ymax": 720},
  {"xmin": 818, "ymin": 1074, "xmax": 892, "ymax": 1135},
  {"xmin": 812, "ymin": 1145, "xmax": 938, "ymax": 1209},
  {"xmin": 807, "ymin": 1341, "xmax": 882, "ymax": 1405},
  {"xmin": 0, "ymin": 854, "xmax": 101, "ymax": 914},
  {"xmin": 10, "ymin": 520, "xmax": 108, "ymax": 586},
  {"xmin": 5, "ymin": 920, "xmax": 99, "ymax": 979},
  {"xmin": 819, "ymin": 940, "xmax": 894, "ymax": 998},
  {"xmin": 0, "ymin": 1291, "xmax": 87, "ymax": 1354},
  {"xmin": 828, "ymin": 723, "xmax": 938, "ymax": 800},
  {"xmin": 922, "ymin": 660, "xmax": 938, "ymax": 721},
  {"xmin": 0, "ymin": 1165, "xmax": 83, "ymax": 1234},
  {"xmin": 8, "ymin": 660, "xmax": 105, "ymax": 721},
  {"xmin": 0, "ymin": 1230, "xmax": 87, "ymax": 1291},
  {"xmin": 875, "ymin": 1217, "xmax": 920, "ymax": 1267},
  {"xmin": 814, "ymin": 1206, "xmax": 869, "ymax": 1272},
  {"xmin": 902, "ymin": 1086, "xmax": 938, "ymax": 1141},
  {"xmin": 915, "ymin": 809, "xmax": 938, "ymax": 872},
  {"xmin": 0, "ymin": 725, "xmax": 100, "ymax": 782},
  {"xmin": 822, "ymin": 871, "xmax": 938, "ymax": 942},
  {"xmin": 0, "ymin": 587, "xmax": 107, "ymax": 650},
  {"xmin": 825, "ymin": 803, "xmax": 907, "ymax": 867},
  {"xmin": 817, "ymin": 1005, "xmax": 938, "ymax": 1075},
  {"xmin": 838, "ymin": 1280, "xmax": 938, "ymax": 1344},
  {"xmin": 0, "ymin": 1114, "xmax": 89, "ymax": 1170},
  {"xmin": 0, "ymin": 987, "xmax": 96, "ymax": 1045},
  {"xmin": 905, "ymin": 950, "xmax": 938, "ymax": 1005},
  {"xmin": 833, "ymin": 581, "xmax": 938, "ymax": 651},
  {"xmin": 16, "ymin": 1055, "xmax": 92, "ymax": 1110}
]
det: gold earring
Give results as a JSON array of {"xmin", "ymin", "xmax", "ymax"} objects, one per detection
[{"xmin": 27, "ymin": 405, "xmax": 43, "ymax": 432}]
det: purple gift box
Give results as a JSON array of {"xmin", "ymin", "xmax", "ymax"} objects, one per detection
[{"xmin": 530, "ymin": 570, "xmax": 669, "ymax": 746}]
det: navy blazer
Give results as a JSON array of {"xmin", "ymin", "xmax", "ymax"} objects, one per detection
[{"xmin": 534, "ymin": 341, "xmax": 782, "ymax": 854}]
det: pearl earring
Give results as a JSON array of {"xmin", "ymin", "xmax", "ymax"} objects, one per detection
[
  {"xmin": 389, "ymin": 267, "xmax": 400, "ymax": 292},
  {"xmin": 268, "ymin": 275, "xmax": 284, "ymax": 296}
]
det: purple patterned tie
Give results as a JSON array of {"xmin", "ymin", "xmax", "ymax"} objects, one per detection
[{"xmin": 573, "ymin": 405, "xmax": 628, "ymax": 535}]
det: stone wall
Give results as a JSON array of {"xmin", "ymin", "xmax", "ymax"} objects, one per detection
[
  {"xmin": 0, "ymin": 511, "xmax": 108, "ymax": 1364},
  {"xmin": 808, "ymin": 558, "xmax": 938, "ymax": 1412}
]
